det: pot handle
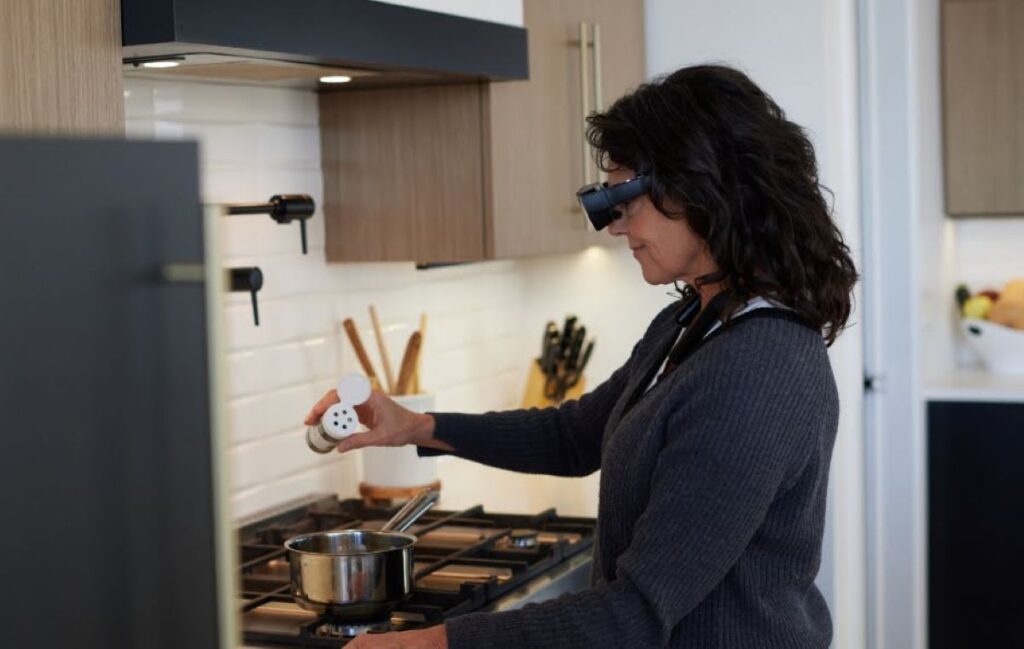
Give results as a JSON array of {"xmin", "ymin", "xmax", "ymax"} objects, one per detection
[{"xmin": 380, "ymin": 489, "xmax": 440, "ymax": 533}]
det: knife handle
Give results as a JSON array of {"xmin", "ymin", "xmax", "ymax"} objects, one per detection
[
  {"xmin": 559, "ymin": 315, "xmax": 577, "ymax": 358},
  {"xmin": 567, "ymin": 326, "xmax": 586, "ymax": 368},
  {"xmin": 343, "ymin": 318, "xmax": 380, "ymax": 390},
  {"xmin": 577, "ymin": 339, "xmax": 595, "ymax": 373},
  {"xmin": 542, "ymin": 321, "xmax": 558, "ymax": 357},
  {"xmin": 541, "ymin": 331, "xmax": 560, "ymax": 374}
]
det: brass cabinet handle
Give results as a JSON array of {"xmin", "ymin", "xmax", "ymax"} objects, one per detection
[
  {"xmin": 592, "ymin": 22, "xmax": 603, "ymax": 115},
  {"xmin": 579, "ymin": 21, "xmax": 592, "ymax": 188},
  {"xmin": 591, "ymin": 22, "xmax": 604, "ymax": 187}
]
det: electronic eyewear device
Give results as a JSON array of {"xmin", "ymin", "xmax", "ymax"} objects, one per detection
[{"xmin": 575, "ymin": 174, "xmax": 651, "ymax": 230}]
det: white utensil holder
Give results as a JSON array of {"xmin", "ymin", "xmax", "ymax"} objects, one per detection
[{"xmin": 359, "ymin": 392, "xmax": 439, "ymax": 503}]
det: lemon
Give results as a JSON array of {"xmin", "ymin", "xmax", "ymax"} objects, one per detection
[{"xmin": 963, "ymin": 295, "xmax": 993, "ymax": 319}]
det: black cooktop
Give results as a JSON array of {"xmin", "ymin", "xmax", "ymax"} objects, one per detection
[{"xmin": 238, "ymin": 497, "xmax": 595, "ymax": 647}]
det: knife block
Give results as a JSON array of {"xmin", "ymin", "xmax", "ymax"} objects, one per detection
[{"xmin": 520, "ymin": 360, "xmax": 586, "ymax": 409}]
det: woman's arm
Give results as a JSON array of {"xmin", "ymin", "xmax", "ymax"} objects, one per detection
[{"xmin": 417, "ymin": 360, "xmax": 633, "ymax": 477}]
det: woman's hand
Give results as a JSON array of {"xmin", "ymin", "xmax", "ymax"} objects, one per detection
[
  {"xmin": 345, "ymin": 625, "xmax": 447, "ymax": 649},
  {"xmin": 303, "ymin": 387, "xmax": 452, "ymax": 454}
]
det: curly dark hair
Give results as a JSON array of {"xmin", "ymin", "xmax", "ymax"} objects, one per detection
[{"xmin": 586, "ymin": 64, "xmax": 858, "ymax": 345}]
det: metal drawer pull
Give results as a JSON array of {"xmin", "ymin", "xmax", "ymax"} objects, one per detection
[
  {"xmin": 160, "ymin": 263, "xmax": 264, "ymax": 327},
  {"xmin": 161, "ymin": 263, "xmax": 205, "ymax": 283},
  {"xmin": 579, "ymin": 21, "xmax": 592, "ymax": 188},
  {"xmin": 592, "ymin": 22, "xmax": 603, "ymax": 187}
]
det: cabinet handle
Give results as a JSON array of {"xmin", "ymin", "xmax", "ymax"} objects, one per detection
[
  {"xmin": 592, "ymin": 22, "xmax": 603, "ymax": 114},
  {"xmin": 591, "ymin": 22, "xmax": 604, "ymax": 186},
  {"xmin": 579, "ymin": 21, "xmax": 592, "ymax": 187}
]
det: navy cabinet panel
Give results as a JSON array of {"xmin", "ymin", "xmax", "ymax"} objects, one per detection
[
  {"xmin": 0, "ymin": 138, "xmax": 218, "ymax": 649},
  {"xmin": 928, "ymin": 400, "xmax": 1024, "ymax": 649}
]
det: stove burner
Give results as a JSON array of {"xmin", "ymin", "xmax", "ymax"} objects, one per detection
[
  {"xmin": 238, "ymin": 498, "xmax": 595, "ymax": 647},
  {"xmin": 313, "ymin": 617, "xmax": 391, "ymax": 639},
  {"xmin": 508, "ymin": 528, "xmax": 539, "ymax": 549}
]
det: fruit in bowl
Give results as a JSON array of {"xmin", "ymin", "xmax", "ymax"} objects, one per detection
[
  {"xmin": 962, "ymin": 294, "xmax": 993, "ymax": 319},
  {"xmin": 957, "ymin": 279, "xmax": 1024, "ymax": 374},
  {"xmin": 957, "ymin": 278, "xmax": 1024, "ymax": 328},
  {"xmin": 987, "ymin": 279, "xmax": 1024, "ymax": 329}
]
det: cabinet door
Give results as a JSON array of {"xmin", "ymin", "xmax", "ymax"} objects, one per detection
[
  {"xmin": 928, "ymin": 400, "xmax": 1024, "ymax": 648},
  {"xmin": 321, "ymin": 85, "xmax": 487, "ymax": 263},
  {"xmin": 581, "ymin": 0, "xmax": 645, "ymax": 249},
  {"xmin": 486, "ymin": 0, "xmax": 593, "ymax": 258},
  {"xmin": 0, "ymin": 138, "xmax": 219, "ymax": 649},
  {"xmin": 942, "ymin": 0, "xmax": 1024, "ymax": 215}
]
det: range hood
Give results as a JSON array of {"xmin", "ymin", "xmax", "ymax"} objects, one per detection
[{"xmin": 121, "ymin": 0, "xmax": 529, "ymax": 88}]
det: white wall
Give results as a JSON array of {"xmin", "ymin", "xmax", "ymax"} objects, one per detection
[{"xmin": 645, "ymin": 2, "xmax": 865, "ymax": 648}]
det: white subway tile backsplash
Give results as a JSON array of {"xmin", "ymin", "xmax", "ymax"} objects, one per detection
[
  {"xmin": 257, "ymin": 124, "xmax": 323, "ymax": 169},
  {"xmin": 425, "ymin": 337, "xmax": 521, "ymax": 390},
  {"xmin": 124, "ymin": 118, "xmax": 155, "ymax": 138},
  {"xmin": 133, "ymin": 79, "xmax": 319, "ymax": 126},
  {"xmin": 227, "ymin": 337, "xmax": 338, "ymax": 397},
  {"xmin": 954, "ymin": 218, "xmax": 1024, "ymax": 288},
  {"xmin": 231, "ymin": 455, "xmax": 358, "ymax": 520},
  {"xmin": 180, "ymin": 122, "xmax": 259, "ymax": 169},
  {"xmin": 225, "ymin": 294, "xmax": 338, "ymax": 351},
  {"xmin": 433, "ymin": 369, "xmax": 523, "ymax": 413},
  {"xmin": 229, "ymin": 382, "xmax": 325, "ymax": 444},
  {"xmin": 230, "ymin": 427, "xmax": 339, "ymax": 491}
]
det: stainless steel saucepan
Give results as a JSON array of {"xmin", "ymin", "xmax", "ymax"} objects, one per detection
[{"xmin": 284, "ymin": 489, "xmax": 439, "ymax": 619}]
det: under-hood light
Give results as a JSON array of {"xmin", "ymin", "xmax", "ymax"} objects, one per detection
[
  {"xmin": 142, "ymin": 60, "xmax": 181, "ymax": 69},
  {"xmin": 319, "ymin": 75, "xmax": 352, "ymax": 84}
]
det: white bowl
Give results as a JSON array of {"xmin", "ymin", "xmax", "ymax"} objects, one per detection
[{"xmin": 961, "ymin": 318, "xmax": 1024, "ymax": 375}]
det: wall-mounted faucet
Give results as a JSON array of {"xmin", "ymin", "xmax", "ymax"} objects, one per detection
[
  {"xmin": 228, "ymin": 267, "xmax": 263, "ymax": 326},
  {"xmin": 225, "ymin": 194, "xmax": 315, "ymax": 254}
]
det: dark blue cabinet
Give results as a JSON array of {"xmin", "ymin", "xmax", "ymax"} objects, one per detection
[
  {"xmin": 0, "ymin": 138, "xmax": 220, "ymax": 649},
  {"xmin": 928, "ymin": 400, "xmax": 1024, "ymax": 648}
]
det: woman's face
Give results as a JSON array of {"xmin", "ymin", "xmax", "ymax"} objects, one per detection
[{"xmin": 605, "ymin": 167, "xmax": 717, "ymax": 286}]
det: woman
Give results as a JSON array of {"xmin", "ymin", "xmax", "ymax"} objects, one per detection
[{"xmin": 305, "ymin": 64, "xmax": 858, "ymax": 648}]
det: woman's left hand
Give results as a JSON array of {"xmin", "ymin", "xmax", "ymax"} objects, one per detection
[{"xmin": 346, "ymin": 625, "xmax": 447, "ymax": 649}]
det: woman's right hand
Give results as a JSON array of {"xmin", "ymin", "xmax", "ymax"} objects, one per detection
[{"xmin": 303, "ymin": 388, "xmax": 449, "ymax": 454}]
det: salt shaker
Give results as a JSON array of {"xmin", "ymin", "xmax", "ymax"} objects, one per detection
[{"xmin": 306, "ymin": 373, "xmax": 373, "ymax": 454}]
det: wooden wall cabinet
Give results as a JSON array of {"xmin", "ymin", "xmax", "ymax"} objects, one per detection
[
  {"xmin": 0, "ymin": 0, "xmax": 124, "ymax": 135},
  {"xmin": 942, "ymin": 0, "xmax": 1024, "ymax": 215},
  {"xmin": 321, "ymin": 0, "xmax": 644, "ymax": 263}
]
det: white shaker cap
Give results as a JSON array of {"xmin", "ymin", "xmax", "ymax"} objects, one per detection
[{"xmin": 337, "ymin": 373, "xmax": 372, "ymax": 406}]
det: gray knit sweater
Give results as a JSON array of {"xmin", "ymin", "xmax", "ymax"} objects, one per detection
[{"xmin": 422, "ymin": 301, "xmax": 838, "ymax": 648}]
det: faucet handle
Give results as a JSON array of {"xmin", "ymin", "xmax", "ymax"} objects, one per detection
[{"xmin": 229, "ymin": 267, "xmax": 263, "ymax": 326}]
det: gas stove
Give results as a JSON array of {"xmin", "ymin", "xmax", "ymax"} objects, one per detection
[{"xmin": 238, "ymin": 496, "xmax": 596, "ymax": 647}]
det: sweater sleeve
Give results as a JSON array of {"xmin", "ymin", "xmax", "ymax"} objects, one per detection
[
  {"xmin": 441, "ymin": 341, "xmax": 821, "ymax": 648},
  {"xmin": 417, "ymin": 355, "xmax": 632, "ymax": 477}
]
